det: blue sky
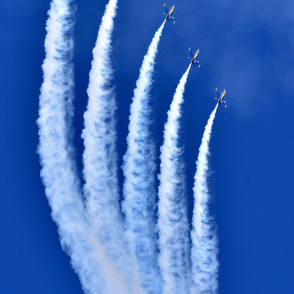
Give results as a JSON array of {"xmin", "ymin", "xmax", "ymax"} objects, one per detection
[{"xmin": 1, "ymin": 0, "xmax": 294, "ymax": 293}]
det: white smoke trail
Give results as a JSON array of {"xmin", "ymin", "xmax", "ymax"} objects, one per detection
[
  {"xmin": 81, "ymin": 1, "xmax": 142, "ymax": 292},
  {"xmin": 157, "ymin": 65, "xmax": 192, "ymax": 294},
  {"xmin": 122, "ymin": 20, "xmax": 166, "ymax": 294},
  {"xmin": 37, "ymin": 1, "xmax": 106, "ymax": 293},
  {"xmin": 190, "ymin": 104, "xmax": 219, "ymax": 294}
]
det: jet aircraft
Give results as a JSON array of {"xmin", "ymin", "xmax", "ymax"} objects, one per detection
[
  {"xmin": 215, "ymin": 88, "xmax": 227, "ymax": 107},
  {"xmin": 164, "ymin": 4, "xmax": 175, "ymax": 24},
  {"xmin": 188, "ymin": 48, "xmax": 200, "ymax": 67}
]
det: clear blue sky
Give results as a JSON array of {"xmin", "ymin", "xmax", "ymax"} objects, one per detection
[{"xmin": 1, "ymin": 0, "xmax": 294, "ymax": 293}]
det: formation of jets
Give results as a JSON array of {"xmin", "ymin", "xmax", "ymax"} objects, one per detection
[
  {"xmin": 188, "ymin": 48, "xmax": 200, "ymax": 67},
  {"xmin": 164, "ymin": 4, "xmax": 175, "ymax": 24},
  {"xmin": 163, "ymin": 4, "xmax": 228, "ymax": 108},
  {"xmin": 215, "ymin": 88, "xmax": 227, "ymax": 107}
]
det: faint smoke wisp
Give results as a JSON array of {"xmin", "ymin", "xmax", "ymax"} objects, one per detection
[
  {"xmin": 157, "ymin": 64, "xmax": 192, "ymax": 294},
  {"xmin": 191, "ymin": 104, "xmax": 219, "ymax": 294},
  {"xmin": 81, "ymin": 0, "xmax": 140, "ymax": 291},
  {"xmin": 37, "ymin": 1, "xmax": 106, "ymax": 293},
  {"xmin": 122, "ymin": 20, "xmax": 166, "ymax": 294}
]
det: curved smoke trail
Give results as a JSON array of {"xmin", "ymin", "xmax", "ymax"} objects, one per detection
[
  {"xmin": 122, "ymin": 20, "xmax": 166, "ymax": 293},
  {"xmin": 81, "ymin": 1, "xmax": 141, "ymax": 292},
  {"xmin": 191, "ymin": 104, "xmax": 219, "ymax": 294},
  {"xmin": 37, "ymin": 1, "xmax": 106, "ymax": 293},
  {"xmin": 157, "ymin": 64, "xmax": 192, "ymax": 294}
]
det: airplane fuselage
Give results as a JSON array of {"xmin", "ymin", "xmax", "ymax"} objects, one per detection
[
  {"xmin": 191, "ymin": 49, "xmax": 200, "ymax": 65},
  {"xmin": 217, "ymin": 89, "xmax": 227, "ymax": 107},
  {"xmin": 165, "ymin": 5, "xmax": 175, "ymax": 22},
  {"xmin": 219, "ymin": 89, "xmax": 226, "ymax": 101},
  {"xmin": 189, "ymin": 48, "xmax": 200, "ymax": 67},
  {"xmin": 167, "ymin": 6, "xmax": 175, "ymax": 18}
]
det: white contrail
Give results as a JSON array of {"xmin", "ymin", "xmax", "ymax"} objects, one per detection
[
  {"xmin": 190, "ymin": 104, "xmax": 219, "ymax": 294},
  {"xmin": 37, "ymin": 1, "xmax": 106, "ymax": 293},
  {"xmin": 81, "ymin": 0, "xmax": 143, "ymax": 293},
  {"xmin": 157, "ymin": 65, "xmax": 192, "ymax": 294},
  {"xmin": 122, "ymin": 20, "xmax": 166, "ymax": 294}
]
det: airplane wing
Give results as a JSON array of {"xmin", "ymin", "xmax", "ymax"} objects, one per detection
[{"xmin": 188, "ymin": 48, "xmax": 194, "ymax": 59}]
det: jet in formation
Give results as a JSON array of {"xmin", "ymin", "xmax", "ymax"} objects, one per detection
[
  {"xmin": 188, "ymin": 48, "xmax": 200, "ymax": 67},
  {"xmin": 164, "ymin": 4, "xmax": 175, "ymax": 24},
  {"xmin": 215, "ymin": 88, "xmax": 227, "ymax": 107}
]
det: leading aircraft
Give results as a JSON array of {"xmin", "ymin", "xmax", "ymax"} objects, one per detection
[
  {"xmin": 188, "ymin": 48, "xmax": 200, "ymax": 67},
  {"xmin": 164, "ymin": 4, "xmax": 175, "ymax": 23},
  {"xmin": 215, "ymin": 88, "xmax": 227, "ymax": 107}
]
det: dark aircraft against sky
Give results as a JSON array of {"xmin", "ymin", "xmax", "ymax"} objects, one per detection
[
  {"xmin": 163, "ymin": 4, "xmax": 175, "ymax": 24},
  {"xmin": 188, "ymin": 48, "xmax": 200, "ymax": 68},
  {"xmin": 215, "ymin": 88, "xmax": 227, "ymax": 108}
]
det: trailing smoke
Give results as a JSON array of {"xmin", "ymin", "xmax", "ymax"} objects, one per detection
[
  {"xmin": 122, "ymin": 20, "xmax": 166, "ymax": 294},
  {"xmin": 191, "ymin": 104, "xmax": 219, "ymax": 294},
  {"xmin": 157, "ymin": 65, "xmax": 192, "ymax": 294},
  {"xmin": 38, "ymin": 1, "xmax": 221, "ymax": 293}
]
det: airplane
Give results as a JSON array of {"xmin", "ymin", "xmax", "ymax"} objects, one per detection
[
  {"xmin": 164, "ymin": 4, "xmax": 175, "ymax": 24},
  {"xmin": 215, "ymin": 88, "xmax": 227, "ymax": 107},
  {"xmin": 188, "ymin": 48, "xmax": 200, "ymax": 67}
]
